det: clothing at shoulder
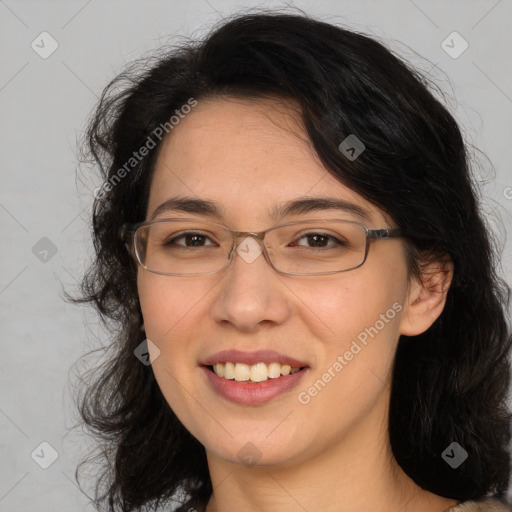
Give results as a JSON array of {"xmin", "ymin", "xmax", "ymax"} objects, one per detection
[
  {"xmin": 447, "ymin": 497, "xmax": 512, "ymax": 512},
  {"xmin": 173, "ymin": 497, "xmax": 512, "ymax": 512},
  {"xmin": 173, "ymin": 496, "xmax": 512, "ymax": 512}
]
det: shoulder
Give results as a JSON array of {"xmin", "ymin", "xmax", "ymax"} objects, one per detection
[{"xmin": 448, "ymin": 496, "xmax": 512, "ymax": 512}]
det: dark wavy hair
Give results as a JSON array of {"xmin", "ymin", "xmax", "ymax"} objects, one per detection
[{"xmin": 70, "ymin": 10, "xmax": 512, "ymax": 512}]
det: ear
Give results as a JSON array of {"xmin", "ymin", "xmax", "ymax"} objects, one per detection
[{"xmin": 399, "ymin": 256, "xmax": 453, "ymax": 336}]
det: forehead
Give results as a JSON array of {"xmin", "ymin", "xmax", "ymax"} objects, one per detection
[{"xmin": 148, "ymin": 96, "xmax": 386, "ymax": 227}]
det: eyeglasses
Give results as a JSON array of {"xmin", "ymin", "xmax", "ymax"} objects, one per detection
[{"xmin": 120, "ymin": 217, "xmax": 403, "ymax": 277}]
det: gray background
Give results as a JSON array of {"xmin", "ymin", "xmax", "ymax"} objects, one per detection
[{"xmin": 1, "ymin": 1, "xmax": 511, "ymax": 511}]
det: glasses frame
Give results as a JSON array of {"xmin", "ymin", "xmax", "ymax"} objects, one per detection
[{"xmin": 120, "ymin": 217, "xmax": 404, "ymax": 277}]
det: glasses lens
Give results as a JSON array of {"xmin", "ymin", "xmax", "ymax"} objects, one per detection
[
  {"xmin": 266, "ymin": 220, "xmax": 367, "ymax": 275},
  {"xmin": 135, "ymin": 220, "xmax": 231, "ymax": 275}
]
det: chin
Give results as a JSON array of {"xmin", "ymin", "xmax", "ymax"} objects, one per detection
[{"xmin": 199, "ymin": 428, "xmax": 305, "ymax": 468}]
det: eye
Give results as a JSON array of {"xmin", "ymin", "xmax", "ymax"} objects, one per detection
[
  {"xmin": 165, "ymin": 231, "xmax": 217, "ymax": 247},
  {"xmin": 292, "ymin": 232, "xmax": 347, "ymax": 249}
]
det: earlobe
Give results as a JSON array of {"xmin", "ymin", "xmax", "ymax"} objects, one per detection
[{"xmin": 399, "ymin": 258, "xmax": 453, "ymax": 337}]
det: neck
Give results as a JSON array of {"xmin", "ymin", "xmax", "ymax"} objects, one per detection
[{"xmin": 203, "ymin": 392, "xmax": 458, "ymax": 512}]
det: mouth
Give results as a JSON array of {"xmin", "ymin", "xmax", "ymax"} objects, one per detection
[
  {"xmin": 200, "ymin": 350, "xmax": 310, "ymax": 405},
  {"xmin": 205, "ymin": 362, "xmax": 306, "ymax": 383},
  {"xmin": 200, "ymin": 349, "xmax": 309, "ymax": 382}
]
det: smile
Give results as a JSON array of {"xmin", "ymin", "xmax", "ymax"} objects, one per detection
[{"xmin": 210, "ymin": 361, "xmax": 302, "ymax": 382}]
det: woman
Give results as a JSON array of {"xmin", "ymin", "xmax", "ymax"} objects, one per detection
[{"xmin": 73, "ymin": 11, "xmax": 512, "ymax": 512}]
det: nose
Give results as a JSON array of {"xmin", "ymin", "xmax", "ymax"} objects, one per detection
[{"xmin": 209, "ymin": 234, "xmax": 292, "ymax": 332}]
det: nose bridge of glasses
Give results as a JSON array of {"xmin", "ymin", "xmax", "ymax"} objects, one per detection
[{"xmin": 227, "ymin": 230, "xmax": 268, "ymax": 260}]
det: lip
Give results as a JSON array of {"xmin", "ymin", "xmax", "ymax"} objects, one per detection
[
  {"xmin": 201, "ymin": 365, "xmax": 310, "ymax": 406},
  {"xmin": 201, "ymin": 349, "xmax": 308, "ymax": 368}
]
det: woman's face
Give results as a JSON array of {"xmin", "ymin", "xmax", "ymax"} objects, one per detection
[{"xmin": 138, "ymin": 96, "xmax": 414, "ymax": 467}]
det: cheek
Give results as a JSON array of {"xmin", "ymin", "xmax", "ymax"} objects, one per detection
[
  {"xmin": 137, "ymin": 272, "xmax": 212, "ymax": 409},
  {"xmin": 137, "ymin": 272, "xmax": 211, "ymax": 341},
  {"xmin": 293, "ymin": 278, "xmax": 404, "ymax": 423},
  {"xmin": 285, "ymin": 269, "xmax": 405, "ymax": 341},
  {"xmin": 137, "ymin": 273, "xmax": 208, "ymax": 429},
  {"xmin": 291, "ymin": 264, "xmax": 408, "ymax": 400}
]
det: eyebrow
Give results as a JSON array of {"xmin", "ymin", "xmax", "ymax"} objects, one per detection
[{"xmin": 149, "ymin": 195, "xmax": 372, "ymax": 222}]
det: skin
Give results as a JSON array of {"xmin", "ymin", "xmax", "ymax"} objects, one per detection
[{"xmin": 137, "ymin": 96, "xmax": 457, "ymax": 512}]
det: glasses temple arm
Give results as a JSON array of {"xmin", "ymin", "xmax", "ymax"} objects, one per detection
[{"xmin": 367, "ymin": 228, "xmax": 404, "ymax": 239}]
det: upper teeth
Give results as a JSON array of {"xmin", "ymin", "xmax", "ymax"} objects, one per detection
[{"xmin": 213, "ymin": 362, "xmax": 301, "ymax": 382}]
